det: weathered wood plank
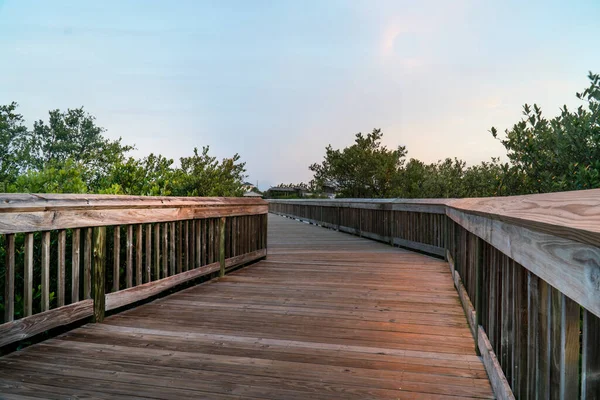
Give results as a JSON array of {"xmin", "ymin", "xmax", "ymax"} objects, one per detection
[
  {"xmin": 0, "ymin": 203, "xmax": 268, "ymax": 234},
  {"xmin": 447, "ymin": 207, "xmax": 600, "ymax": 319},
  {"xmin": 145, "ymin": 224, "xmax": 151, "ymax": 284},
  {"xmin": 84, "ymin": 228, "xmax": 92, "ymax": 299},
  {"xmin": 93, "ymin": 227, "xmax": 106, "ymax": 323},
  {"xmin": 0, "ymin": 300, "xmax": 93, "ymax": 347},
  {"xmin": 41, "ymin": 231, "xmax": 50, "ymax": 312},
  {"xmin": 57, "ymin": 229, "xmax": 66, "ymax": 307},
  {"xmin": 135, "ymin": 224, "xmax": 142, "ymax": 286},
  {"xmin": 23, "ymin": 233, "xmax": 33, "ymax": 317},
  {"xmin": 72, "ymin": 228, "xmax": 81, "ymax": 303},
  {"xmin": 126, "ymin": 225, "xmax": 133, "ymax": 288},
  {"xmin": 113, "ymin": 226, "xmax": 120, "ymax": 292},
  {"xmin": 582, "ymin": 309, "xmax": 600, "ymax": 399},
  {"xmin": 4, "ymin": 234, "xmax": 15, "ymax": 322}
]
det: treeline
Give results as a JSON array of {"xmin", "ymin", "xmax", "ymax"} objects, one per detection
[
  {"xmin": 309, "ymin": 72, "xmax": 600, "ymax": 198},
  {"xmin": 0, "ymin": 106, "xmax": 246, "ymax": 196}
]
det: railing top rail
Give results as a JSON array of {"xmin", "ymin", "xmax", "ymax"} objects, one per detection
[
  {"xmin": 0, "ymin": 193, "xmax": 266, "ymax": 213},
  {"xmin": 0, "ymin": 194, "xmax": 268, "ymax": 234},
  {"xmin": 268, "ymin": 189, "xmax": 600, "ymax": 247}
]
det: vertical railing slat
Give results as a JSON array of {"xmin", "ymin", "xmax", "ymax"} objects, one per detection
[
  {"xmin": 145, "ymin": 224, "xmax": 152, "ymax": 283},
  {"xmin": 136, "ymin": 224, "xmax": 142, "ymax": 286},
  {"xmin": 170, "ymin": 222, "xmax": 175, "ymax": 276},
  {"xmin": 113, "ymin": 226, "xmax": 120, "ymax": 292},
  {"xmin": 41, "ymin": 231, "xmax": 50, "ymax": 312},
  {"xmin": 57, "ymin": 229, "xmax": 66, "ymax": 307},
  {"xmin": 4, "ymin": 234, "xmax": 15, "ymax": 322},
  {"xmin": 162, "ymin": 223, "xmax": 168, "ymax": 278},
  {"xmin": 154, "ymin": 224, "xmax": 160, "ymax": 280},
  {"xmin": 24, "ymin": 233, "xmax": 33, "ymax": 317},
  {"xmin": 84, "ymin": 228, "xmax": 92, "ymax": 299},
  {"xmin": 92, "ymin": 227, "xmax": 106, "ymax": 322},
  {"xmin": 582, "ymin": 309, "xmax": 600, "ymax": 399},
  {"xmin": 126, "ymin": 225, "xmax": 133, "ymax": 288},
  {"xmin": 72, "ymin": 228, "xmax": 80, "ymax": 303}
]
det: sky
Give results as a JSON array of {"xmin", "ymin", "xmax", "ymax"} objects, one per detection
[{"xmin": 1, "ymin": 0, "xmax": 599, "ymax": 190}]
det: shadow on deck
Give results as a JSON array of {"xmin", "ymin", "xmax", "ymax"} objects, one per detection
[{"xmin": 0, "ymin": 214, "xmax": 493, "ymax": 399}]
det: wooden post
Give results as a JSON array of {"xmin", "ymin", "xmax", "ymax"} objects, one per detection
[
  {"xmin": 219, "ymin": 217, "xmax": 226, "ymax": 277},
  {"xmin": 93, "ymin": 226, "xmax": 106, "ymax": 323}
]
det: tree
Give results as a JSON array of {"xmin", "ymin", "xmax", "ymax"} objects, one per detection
[
  {"xmin": 491, "ymin": 71, "xmax": 600, "ymax": 193},
  {"xmin": 173, "ymin": 146, "xmax": 246, "ymax": 197},
  {"xmin": 99, "ymin": 154, "xmax": 175, "ymax": 196},
  {"xmin": 23, "ymin": 107, "xmax": 134, "ymax": 191},
  {"xmin": 310, "ymin": 129, "xmax": 407, "ymax": 198},
  {"xmin": 0, "ymin": 103, "xmax": 28, "ymax": 188}
]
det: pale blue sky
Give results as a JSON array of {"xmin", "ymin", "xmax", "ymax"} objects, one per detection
[{"xmin": 1, "ymin": 0, "xmax": 599, "ymax": 189}]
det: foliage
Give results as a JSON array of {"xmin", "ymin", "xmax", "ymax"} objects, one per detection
[
  {"xmin": 0, "ymin": 103, "xmax": 27, "ymax": 188},
  {"xmin": 173, "ymin": 147, "xmax": 246, "ymax": 197},
  {"xmin": 309, "ymin": 72, "xmax": 600, "ymax": 199},
  {"xmin": 310, "ymin": 129, "xmax": 407, "ymax": 198},
  {"xmin": 0, "ymin": 106, "xmax": 247, "ymax": 197},
  {"xmin": 491, "ymin": 71, "xmax": 600, "ymax": 193}
]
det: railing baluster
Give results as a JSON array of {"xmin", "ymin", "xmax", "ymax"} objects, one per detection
[
  {"xmin": 41, "ymin": 231, "xmax": 50, "ymax": 312},
  {"xmin": 177, "ymin": 221, "xmax": 182, "ymax": 273},
  {"xmin": 170, "ymin": 222, "xmax": 175, "ymax": 276},
  {"xmin": 126, "ymin": 225, "xmax": 133, "ymax": 288},
  {"xmin": 57, "ymin": 229, "xmax": 66, "ymax": 307},
  {"xmin": 136, "ymin": 224, "xmax": 142, "ymax": 286},
  {"xmin": 4, "ymin": 234, "xmax": 15, "ymax": 322},
  {"xmin": 219, "ymin": 217, "xmax": 225, "ymax": 277},
  {"xmin": 92, "ymin": 227, "xmax": 106, "ymax": 323},
  {"xmin": 84, "ymin": 228, "xmax": 92, "ymax": 299},
  {"xmin": 582, "ymin": 309, "xmax": 600, "ymax": 399},
  {"xmin": 145, "ymin": 224, "xmax": 151, "ymax": 283},
  {"xmin": 24, "ymin": 233, "xmax": 33, "ymax": 317},
  {"xmin": 184, "ymin": 220, "xmax": 189, "ymax": 272},
  {"xmin": 162, "ymin": 223, "xmax": 168, "ymax": 278},
  {"xmin": 113, "ymin": 226, "xmax": 120, "ymax": 292},
  {"xmin": 196, "ymin": 219, "xmax": 201, "ymax": 268},
  {"xmin": 154, "ymin": 224, "xmax": 160, "ymax": 280},
  {"xmin": 72, "ymin": 228, "xmax": 80, "ymax": 303}
]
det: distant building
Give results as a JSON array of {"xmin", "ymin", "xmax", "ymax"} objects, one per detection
[
  {"xmin": 242, "ymin": 182, "xmax": 256, "ymax": 192},
  {"xmin": 321, "ymin": 181, "xmax": 338, "ymax": 198},
  {"xmin": 242, "ymin": 191, "xmax": 263, "ymax": 198},
  {"xmin": 265, "ymin": 186, "xmax": 307, "ymax": 198}
]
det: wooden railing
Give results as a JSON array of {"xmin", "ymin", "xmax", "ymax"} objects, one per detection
[
  {"xmin": 0, "ymin": 194, "xmax": 268, "ymax": 347},
  {"xmin": 269, "ymin": 191, "xmax": 600, "ymax": 400}
]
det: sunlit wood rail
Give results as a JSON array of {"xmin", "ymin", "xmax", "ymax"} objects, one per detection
[
  {"xmin": 270, "ymin": 190, "xmax": 600, "ymax": 400},
  {"xmin": 0, "ymin": 200, "xmax": 493, "ymax": 399}
]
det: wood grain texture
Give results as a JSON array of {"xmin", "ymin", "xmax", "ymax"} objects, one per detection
[
  {"xmin": 113, "ymin": 226, "xmax": 120, "ymax": 292},
  {"xmin": 0, "ymin": 300, "xmax": 93, "ymax": 347},
  {"xmin": 582, "ymin": 309, "xmax": 600, "ymax": 399},
  {"xmin": 0, "ymin": 204, "xmax": 267, "ymax": 234},
  {"xmin": 4, "ymin": 234, "xmax": 15, "ymax": 322},
  {"xmin": 41, "ymin": 231, "xmax": 50, "ymax": 312},
  {"xmin": 84, "ymin": 228, "xmax": 92, "ymax": 300},
  {"xmin": 447, "ymin": 207, "xmax": 600, "ymax": 319},
  {"xmin": 93, "ymin": 227, "xmax": 106, "ymax": 323},
  {"xmin": 72, "ymin": 228, "xmax": 81, "ymax": 303},
  {"xmin": 0, "ymin": 214, "xmax": 492, "ymax": 399},
  {"xmin": 23, "ymin": 233, "xmax": 33, "ymax": 317},
  {"xmin": 57, "ymin": 230, "xmax": 66, "ymax": 307}
]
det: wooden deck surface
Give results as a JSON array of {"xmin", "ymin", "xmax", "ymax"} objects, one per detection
[{"xmin": 0, "ymin": 214, "xmax": 493, "ymax": 399}]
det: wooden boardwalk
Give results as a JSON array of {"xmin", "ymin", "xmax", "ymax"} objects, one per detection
[{"xmin": 0, "ymin": 214, "xmax": 493, "ymax": 399}]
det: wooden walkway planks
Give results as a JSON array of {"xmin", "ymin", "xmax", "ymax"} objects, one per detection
[{"xmin": 0, "ymin": 214, "xmax": 493, "ymax": 399}]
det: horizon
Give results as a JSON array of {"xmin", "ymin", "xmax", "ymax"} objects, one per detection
[{"xmin": 1, "ymin": 0, "xmax": 599, "ymax": 190}]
